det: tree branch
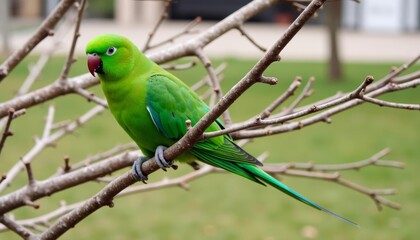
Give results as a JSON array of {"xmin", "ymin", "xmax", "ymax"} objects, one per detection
[
  {"xmin": 0, "ymin": 109, "xmax": 16, "ymax": 156},
  {"xmin": 0, "ymin": 105, "xmax": 105, "ymax": 192},
  {"xmin": 59, "ymin": 0, "xmax": 87, "ymax": 82},
  {"xmin": 0, "ymin": 0, "xmax": 77, "ymax": 82},
  {"xmin": 0, "ymin": 215, "xmax": 37, "ymax": 239},
  {"xmin": 0, "ymin": 149, "xmax": 403, "ymax": 233}
]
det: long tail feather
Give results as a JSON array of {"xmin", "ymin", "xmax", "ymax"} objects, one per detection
[{"xmin": 241, "ymin": 163, "xmax": 359, "ymax": 227}]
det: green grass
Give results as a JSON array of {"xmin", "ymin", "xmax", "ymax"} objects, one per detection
[{"xmin": 1, "ymin": 56, "xmax": 419, "ymax": 240}]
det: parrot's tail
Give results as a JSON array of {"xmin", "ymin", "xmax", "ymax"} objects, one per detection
[{"xmin": 240, "ymin": 163, "xmax": 359, "ymax": 227}]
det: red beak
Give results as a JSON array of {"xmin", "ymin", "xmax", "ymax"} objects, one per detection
[{"xmin": 87, "ymin": 54, "xmax": 102, "ymax": 77}]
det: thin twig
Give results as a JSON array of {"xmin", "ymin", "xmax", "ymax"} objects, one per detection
[
  {"xmin": 61, "ymin": 143, "xmax": 137, "ymax": 174},
  {"xmin": 59, "ymin": 0, "xmax": 87, "ymax": 82},
  {"xmin": 22, "ymin": 161, "xmax": 37, "ymax": 189},
  {"xmin": 366, "ymin": 53, "xmax": 420, "ymax": 92},
  {"xmin": 190, "ymin": 63, "xmax": 227, "ymax": 91},
  {"xmin": 391, "ymin": 70, "xmax": 420, "ymax": 83},
  {"xmin": 15, "ymin": 13, "xmax": 75, "ymax": 97},
  {"xmin": 161, "ymin": 61, "xmax": 197, "ymax": 70},
  {"xmin": 266, "ymin": 148, "xmax": 404, "ymax": 172},
  {"xmin": 203, "ymin": 75, "xmax": 373, "ymax": 139},
  {"xmin": 260, "ymin": 76, "xmax": 302, "ymax": 119},
  {"xmin": 73, "ymin": 88, "xmax": 109, "ymax": 108},
  {"xmin": 236, "ymin": 24, "xmax": 267, "ymax": 52},
  {"xmin": 199, "ymin": 75, "xmax": 225, "ymax": 101},
  {"xmin": 147, "ymin": 16, "xmax": 202, "ymax": 51},
  {"xmin": 0, "ymin": 215, "xmax": 37, "ymax": 239},
  {"xmin": 0, "ymin": 109, "xmax": 15, "ymax": 156},
  {"xmin": 142, "ymin": 0, "xmax": 172, "ymax": 52},
  {"xmin": 281, "ymin": 76, "xmax": 315, "ymax": 115},
  {"xmin": 275, "ymin": 168, "xmax": 400, "ymax": 210},
  {"xmin": 195, "ymin": 48, "xmax": 233, "ymax": 126},
  {"xmin": 359, "ymin": 90, "xmax": 420, "ymax": 110}
]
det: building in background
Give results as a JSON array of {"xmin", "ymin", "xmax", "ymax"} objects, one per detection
[
  {"xmin": 343, "ymin": 0, "xmax": 419, "ymax": 32},
  {"xmin": 6, "ymin": 0, "xmax": 420, "ymax": 32}
]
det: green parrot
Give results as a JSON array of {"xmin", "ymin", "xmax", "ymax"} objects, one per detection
[{"xmin": 86, "ymin": 34, "xmax": 357, "ymax": 226}]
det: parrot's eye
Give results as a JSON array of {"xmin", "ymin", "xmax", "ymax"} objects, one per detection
[{"xmin": 106, "ymin": 46, "xmax": 117, "ymax": 56}]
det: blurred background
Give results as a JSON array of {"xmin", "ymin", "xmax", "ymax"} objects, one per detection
[
  {"xmin": 0, "ymin": 0, "xmax": 419, "ymax": 240},
  {"xmin": 1, "ymin": 0, "xmax": 419, "ymax": 63}
]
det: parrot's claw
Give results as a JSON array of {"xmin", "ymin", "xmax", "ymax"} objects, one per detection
[
  {"xmin": 132, "ymin": 146, "xmax": 174, "ymax": 184},
  {"xmin": 155, "ymin": 145, "xmax": 173, "ymax": 171},
  {"xmin": 132, "ymin": 156, "xmax": 149, "ymax": 184}
]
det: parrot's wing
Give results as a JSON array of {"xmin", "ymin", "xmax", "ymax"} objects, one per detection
[
  {"xmin": 145, "ymin": 74, "xmax": 261, "ymax": 167},
  {"xmin": 145, "ymin": 74, "xmax": 214, "ymax": 139}
]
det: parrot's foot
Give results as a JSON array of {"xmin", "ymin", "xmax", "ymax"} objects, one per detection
[
  {"xmin": 132, "ymin": 146, "xmax": 177, "ymax": 184},
  {"xmin": 155, "ymin": 145, "xmax": 173, "ymax": 171},
  {"xmin": 132, "ymin": 156, "xmax": 149, "ymax": 184}
]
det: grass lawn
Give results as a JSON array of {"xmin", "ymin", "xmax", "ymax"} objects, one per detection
[{"xmin": 0, "ymin": 56, "xmax": 419, "ymax": 240}]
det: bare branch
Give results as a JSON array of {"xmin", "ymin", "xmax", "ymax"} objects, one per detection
[
  {"xmin": 0, "ymin": 105, "xmax": 105, "ymax": 192},
  {"xmin": 64, "ymin": 143, "xmax": 137, "ymax": 174},
  {"xmin": 161, "ymin": 61, "xmax": 197, "ymax": 70},
  {"xmin": 392, "ymin": 70, "xmax": 420, "ymax": 83},
  {"xmin": 262, "ymin": 148, "xmax": 403, "ymax": 211},
  {"xmin": 147, "ymin": 0, "xmax": 279, "ymax": 63},
  {"xmin": 0, "ymin": 74, "xmax": 99, "ymax": 118},
  {"xmin": 0, "ymin": 109, "xmax": 16, "ymax": 156},
  {"xmin": 190, "ymin": 63, "xmax": 227, "ymax": 91},
  {"xmin": 359, "ymin": 89, "xmax": 420, "ymax": 110},
  {"xmin": 334, "ymin": 177, "xmax": 400, "ymax": 210},
  {"xmin": 236, "ymin": 24, "xmax": 267, "ymax": 52},
  {"xmin": 22, "ymin": 161, "xmax": 37, "ymax": 187},
  {"xmin": 0, "ymin": 215, "xmax": 37, "ymax": 239},
  {"xmin": 278, "ymin": 168, "xmax": 400, "ymax": 210},
  {"xmin": 73, "ymin": 88, "xmax": 109, "ymax": 108},
  {"xmin": 281, "ymin": 76, "xmax": 315, "ymax": 115},
  {"xmin": 195, "ymin": 48, "xmax": 233, "ymax": 125},
  {"xmin": 0, "ymin": 0, "xmax": 279, "ymax": 118},
  {"xmin": 258, "ymin": 76, "xmax": 279, "ymax": 85},
  {"xmin": 59, "ymin": 0, "xmax": 87, "ymax": 82},
  {"xmin": 39, "ymin": 171, "xmax": 136, "ymax": 240},
  {"xmin": 197, "ymin": 0, "xmax": 327, "ymax": 140},
  {"xmin": 4, "ymin": 148, "xmax": 401, "ymax": 235},
  {"xmin": 15, "ymin": 13, "xmax": 75, "ymax": 98},
  {"xmin": 142, "ymin": 0, "xmax": 172, "ymax": 52},
  {"xmin": 62, "ymin": 156, "xmax": 71, "ymax": 174},
  {"xmin": 276, "ymin": 148, "xmax": 405, "ymax": 171},
  {"xmin": 0, "ymin": 0, "xmax": 77, "ymax": 82},
  {"xmin": 147, "ymin": 16, "xmax": 202, "ymax": 51},
  {"xmin": 0, "ymin": 150, "xmax": 139, "ymax": 215},
  {"xmin": 366, "ymin": 53, "xmax": 420, "ymax": 92},
  {"xmin": 260, "ymin": 76, "xmax": 302, "ymax": 119}
]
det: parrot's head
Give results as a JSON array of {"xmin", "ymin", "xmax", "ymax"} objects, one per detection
[{"xmin": 86, "ymin": 34, "xmax": 137, "ymax": 81}]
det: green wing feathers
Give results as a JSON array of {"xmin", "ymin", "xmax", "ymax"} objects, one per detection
[{"xmin": 146, "ymin": 74, "xmax": 219, "ymax": 140}]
